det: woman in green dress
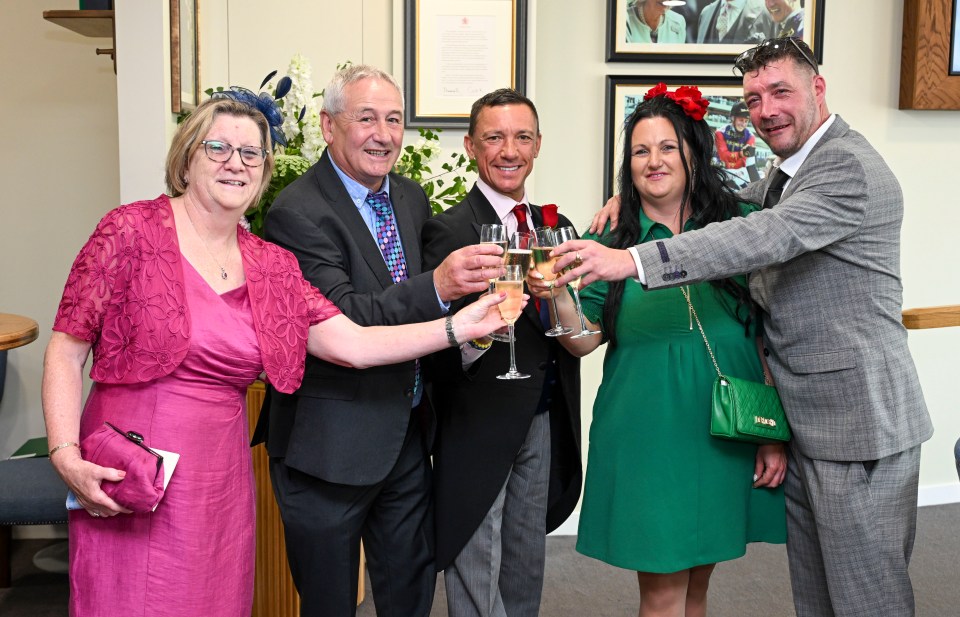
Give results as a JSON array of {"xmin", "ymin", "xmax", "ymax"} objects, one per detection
[{"xmin": 528, "ymin": 85, "xmax": 786, "ymax": 616}]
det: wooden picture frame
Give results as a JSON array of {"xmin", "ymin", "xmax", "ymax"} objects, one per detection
[
  {"xmin": 604, "ymin": 75, "xmax": 777, "ymax": 201},
  {"xmin": 605, "ymin": 0, "xmax": 825, "ymax": 64},
  {"xmin": 403, "ymin": 0, "xmax": 527, "ymax": 128},
  {"xmin": 900, "ymin": 0, "xmax": 960, "ymax": 109},
  {"xmin": 170, "ymin": 0, "xmax": 200, "ymax": 114}
]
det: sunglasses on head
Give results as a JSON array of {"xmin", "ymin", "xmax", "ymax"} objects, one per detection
[{"xmin": 733, "ymin": 37, "xmax": 819, "ymax": 77}]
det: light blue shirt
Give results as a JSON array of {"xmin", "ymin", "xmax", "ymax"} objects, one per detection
[{"xmin": 328, "ymin": 157, "xmax": 449, "ymax": 405}]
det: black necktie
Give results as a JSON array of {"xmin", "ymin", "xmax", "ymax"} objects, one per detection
[{"xmin": 763, "ymin": 168, "xmax": 790, "ymax": 209}]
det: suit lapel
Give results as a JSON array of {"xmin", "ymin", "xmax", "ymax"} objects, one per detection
[
  {"xmin": 313, "ymin": 153, "xmax": 400, "ymax": 289},
  {"xmin": 782, "ymin": 116, "xmax": 850, "ymax": 202},
  {"xmin": 391, "ymin": 178, "xmax": 423, "ymax": 277}
]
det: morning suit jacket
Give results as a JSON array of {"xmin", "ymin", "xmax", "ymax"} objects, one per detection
[
  {"xmin": 421, "ymin": 185, "xmax": 582, "ymax": 570},
  {"xmin": 697, "ymin": 0, "xmax": 767, "ymax": 44},
  {"xmin": 256, "ymin": 150, "xmax": 443, "ymax": 485},
  {"xmin": 635, "ymin": 115, "xmax": 933, "ymax": 462}
]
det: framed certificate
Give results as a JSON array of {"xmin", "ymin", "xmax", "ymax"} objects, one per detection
[{"xmin": 404, "ymin": 0, "xmax": 528, "ymax": 127}]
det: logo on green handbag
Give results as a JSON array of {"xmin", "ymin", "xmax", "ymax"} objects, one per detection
[{"xmin": 754, "ymin": 416, "xmax": 777, "ymax": 428}]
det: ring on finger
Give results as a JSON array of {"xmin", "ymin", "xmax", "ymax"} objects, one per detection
[
  {"xmin": 91, "ymin": 511, "xmax": 101, "ymax": 517},
  {"xmin": 575, "ymin": 251, "xmax": 583, "ymax": 263}
]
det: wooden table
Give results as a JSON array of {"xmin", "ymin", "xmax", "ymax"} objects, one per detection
[{"xmin": 0, "ymin": 314, "xmax": 39, "ymax": 351}]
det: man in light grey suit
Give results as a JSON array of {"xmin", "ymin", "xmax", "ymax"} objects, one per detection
[{"xmin": 556, "ymin": 38, "xmax": 933, "ymax": 617}]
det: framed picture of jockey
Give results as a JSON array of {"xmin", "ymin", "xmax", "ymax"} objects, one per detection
[
  {"xmin": 603, "ymin": 74, "xmax": 776, "ymax": 201},
  {"xmin": 605, "ymin": 0, "xmax": 825, "ymax": 64}
]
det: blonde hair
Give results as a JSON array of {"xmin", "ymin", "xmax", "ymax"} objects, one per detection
[{"xmin": 164, "ymin": 97, "xmax": 276, "ymax": 207}]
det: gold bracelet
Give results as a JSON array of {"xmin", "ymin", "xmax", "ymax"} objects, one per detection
[
  {"xmin": 467, "ymin": 338, "xmax": 492, "ymax": 351},
  {"xmin": 48, "ymin": 441, "xmax": 79, "ymax": 457}
]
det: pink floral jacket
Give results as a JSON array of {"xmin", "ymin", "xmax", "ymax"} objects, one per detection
[{"xmin": 53, "ymin": 195, "xmax": 341, "ymax": 393}]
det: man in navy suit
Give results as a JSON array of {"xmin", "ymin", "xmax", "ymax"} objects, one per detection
[{"xmin": 257, "ymin": 65, "xmax": 504, "ymax": 617}]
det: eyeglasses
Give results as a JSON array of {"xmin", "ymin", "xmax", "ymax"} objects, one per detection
[
  {"xmin": 733, "ymin": 37, "xmax": 819, "ymax": 77},
  {"xmin": 200, "ymin": 140, "xmax": 267, "ymax": 167}
]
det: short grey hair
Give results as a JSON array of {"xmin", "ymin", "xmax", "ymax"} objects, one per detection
[{"xmin": 322, "ymin": 64, "xmax": 405, "ymax": 115}]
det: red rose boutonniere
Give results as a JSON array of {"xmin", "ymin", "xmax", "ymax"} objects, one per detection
[{"xmin": 541, "ymin": 204, "xmax": 559, "ymax": 228}]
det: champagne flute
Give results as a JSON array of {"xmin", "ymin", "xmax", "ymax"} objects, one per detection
[
  {"xmin": 491, "ymin": 232, "xmax": 533, "ymax": 343},
  {"xmin": 532, "ymin": 227, "xmax": 573, "ymax": 337},
  {"xmin": 495, "ymin": 265, "xmax": 530, "ymax": 380},
  {"xmin": 552, "ymin": 226, "xmax": 601, "ymax": 339},
  {"xmin": 505, "ymin": 231, "xmax": 534, "ymax": 273},
  {"xmin": 479, "ymin": 224, "xmax": 507, "ymax": 294}
]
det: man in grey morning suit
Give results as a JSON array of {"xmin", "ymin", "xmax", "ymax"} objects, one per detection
[
  {"xmin": 555, "ymin": 38, "xmax": 933, "ymax": 617},
  {"xmin": 253, "ymin": 65, "xmax": 503, "ymax": 617}
]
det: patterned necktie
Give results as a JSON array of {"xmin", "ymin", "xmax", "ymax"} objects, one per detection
[
  {"xmin": 763, "ymin": 168, "xmax": 790, "ymax": 209},
  {"xmin": 512, "ymin": 204, "xmax": 530, "ymax": 234},
  {"xmin": 716, "ymin": 1, "xmax": 731, "ymax": 40},
  {"xmin": 367, "ymin": 191, "xmax": 420, "ymax": 397}
]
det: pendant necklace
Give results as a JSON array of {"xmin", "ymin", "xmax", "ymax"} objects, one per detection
[{"xmin": 183, "ymin": 198, "xmax": 231, "ymax": 280}]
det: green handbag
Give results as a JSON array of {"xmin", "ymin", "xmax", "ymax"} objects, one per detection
[{"xmin": 681, "ymin": 288, "xmax": 791, "ymax": 445}]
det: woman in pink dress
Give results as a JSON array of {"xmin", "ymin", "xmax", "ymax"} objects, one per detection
[{"xmin": 41, "ymin": 96, "xmax": 509, "ymax": 617}]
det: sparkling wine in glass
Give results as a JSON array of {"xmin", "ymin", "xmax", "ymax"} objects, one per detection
[
  {"xmin": 552, "ymin": 226, "xmax": 601, "ymax": 339},
  {"xmin": 479, "ymin": 224, "xmax": 507, "ymax": 293},
  {"xmin": 532, "ymin": 227, "xmax": 573, "ymax": 337},
  {"xmin": 495, "ymin": 265, "xmax": 530, "ymax": 380}
]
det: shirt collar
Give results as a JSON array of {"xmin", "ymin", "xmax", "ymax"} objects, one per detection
[
  {"xmin": 638, "ymin": 206, "xmax": 696, "ymax": 241},
  {"xmin": 329, "ymin": 155, "xmax": 391, "ymax": 209},
  {"xmin": 777, "ymin": 114, "xmax": 837, "ymax": 179},
  {"xmin": 476, "ymin": 178, "xmax": 530, "ymax": 223}
]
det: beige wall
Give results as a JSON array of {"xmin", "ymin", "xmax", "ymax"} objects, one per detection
[
  {"xmin": 0, "ymin": 0, "xmax": 119, "ymax": 457},
  {"xmin": 2, "ymin": 1, "xmax": 958, "ymax": 508}
]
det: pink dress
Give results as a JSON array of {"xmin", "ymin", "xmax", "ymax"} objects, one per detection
[
  {"xmin": 68, "ymin": 261, "xmax": 263, "ymax": 616},
  {"xmin": 53, "ymin": 198, "xmax": 341, "ymax": 616}
]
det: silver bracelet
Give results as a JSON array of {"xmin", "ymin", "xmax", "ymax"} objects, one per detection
[{"xmin": 444, "ymin": 315, "xmax": 459, "ymax": 347}]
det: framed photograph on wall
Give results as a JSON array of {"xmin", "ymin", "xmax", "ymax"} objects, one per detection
[
  {"xmin": 900, "ymin": 0, "xmax": 960, "ymax": 109},
  {"xmin": 604, "ymin": 75, "xmax": 777, "ymax": 200},
  {"xmin": 404, "ymin": 0, "xmax": 527, "ymax": 128},
  {"xmin": 170, "ymin": 0, "xmax": 200, "ymax": 114},
  {"xmin": 605, "ymin": 0, "xmax": 825, "ymax": 64}
]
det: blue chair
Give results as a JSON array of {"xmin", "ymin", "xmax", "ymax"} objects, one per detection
[{"xmin": 0, "ymin": 349, "xmax": 69, "ymax": 587}]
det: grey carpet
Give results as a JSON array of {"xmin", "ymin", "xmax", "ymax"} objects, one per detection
[{"xmin": 2, "ymin": 504, "xmax": 957, "ymax": 616}]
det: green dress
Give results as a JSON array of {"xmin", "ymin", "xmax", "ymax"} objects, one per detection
[{"xmin": 575, "ymin": 207, "xmax": 786, "ymax": 573}]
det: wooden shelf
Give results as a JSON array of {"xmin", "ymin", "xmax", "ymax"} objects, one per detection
[
  {"xmin": 43, "ymin": 9, "xmax": 114, "ymax": 37},
  {"xmin": 902, "ymin": 304, "xmax": 960, "ymax": 329}
]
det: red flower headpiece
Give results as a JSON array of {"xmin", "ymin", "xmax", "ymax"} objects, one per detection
[
  {"xmin": 541, "ymin": 204, "xmax": 559, "ymax": 228},
  {"xmin": 643, "ymin": 83, "xmax": 710, "ymax": 122}
]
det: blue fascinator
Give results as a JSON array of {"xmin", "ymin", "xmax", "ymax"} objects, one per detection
[{"xmin": 213, "ymin": 70, "xmax": 293, "ymax": 149}]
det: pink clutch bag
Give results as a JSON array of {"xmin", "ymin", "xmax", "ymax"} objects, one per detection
[{"xmin": 80, "ymin": 422, "xmax": 165, "ymax": 513}]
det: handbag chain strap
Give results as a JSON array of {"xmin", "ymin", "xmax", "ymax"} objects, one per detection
[{"xmin": 680, "ymin": 286, "xmax": 725, "ymax": 382}]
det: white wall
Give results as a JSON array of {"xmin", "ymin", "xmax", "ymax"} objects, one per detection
[
  {"xmin": 2, "ymin": 1, "xmax": 957, "ymax": 508},
  {"xmin": 530, "ymin": 0, "xmax": 960, "ymax": 499},
  {"xmin": 0, "ymin": 0, "xmax": 119, "ymax": 457}
]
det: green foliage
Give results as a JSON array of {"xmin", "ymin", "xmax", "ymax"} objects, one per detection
[
  {"xmin": 184, "ymin": 73, "xmax": 475, "ymax": 236},
  {"xmin": 394, "ymin": 128, "xmax": 477, "ymax": 215}
]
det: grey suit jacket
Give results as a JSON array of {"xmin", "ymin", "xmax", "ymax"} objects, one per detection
[
  {"xmin": 697, "ymin": 0, "xmax": 767, "ymax": 44},
  {"xmin": 257, "ymin": 150, "xmax": 443, "ymax": 485},
  {"xmin": 636, "ymin": 115, "xmax": 932, "ymax": 461}
]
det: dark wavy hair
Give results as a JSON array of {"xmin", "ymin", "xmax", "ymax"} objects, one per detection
[{"xmin": 601, "ymin": 94, "xmax": 756, "ymax": 346}]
